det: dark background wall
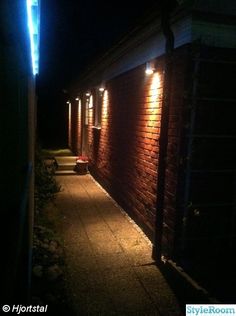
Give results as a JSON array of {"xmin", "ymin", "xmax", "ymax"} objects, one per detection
[
  {"xmin": 0, "ymin": 0, "xmax": 35, "ymax": 302},
  {"xmin": 177, "ymin": 46, "xmax": 236, "ymax": 301}
]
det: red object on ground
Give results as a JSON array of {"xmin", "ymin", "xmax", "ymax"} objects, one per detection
[{"xmin": 76, "ymin": 156, "xmax": 88, "ymax": 162}]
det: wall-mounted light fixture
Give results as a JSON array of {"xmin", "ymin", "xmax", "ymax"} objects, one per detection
[
  {"xmin": 86, "ymin": 92, "xmax": 90, "ymax": 97},
  {"xmin": 145, "ymin": 61, "xmax": 155, "ymax": 75},
  {"xmin": 99, "ymin": 87, "xmax": 105, "ymax": 97},
  {"xmin": 75, "ymin": 97, "xmax": 79, "ymax": 101},
  {"xmin": 66, "ymin": 101, "xmax": 70, "ymax": 104}
]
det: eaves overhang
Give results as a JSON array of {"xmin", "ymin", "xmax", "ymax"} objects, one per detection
[{"xmin": 69, "ymin": 0, "xmax": 236, "ymax": 95}]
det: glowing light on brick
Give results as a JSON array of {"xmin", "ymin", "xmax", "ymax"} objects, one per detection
[
  {"xmin": 150, "ymin": 73, "xmax": 161, "ymax": 106},
  {"xmin": 102, "ymin": 90, "xmax": 109, "ymax": 118},
  {"xmin": 144, "ymin": 72, "xmax": 162, "ymax": 127},
  {"xmin": 145, "ymin": 61, "xmax": 155, "ymax": 75}
]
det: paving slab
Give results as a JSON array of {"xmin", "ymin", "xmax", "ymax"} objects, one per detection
[{"xmin": 54, "ymin": 174, "xmax": 183, "ymax": 316}]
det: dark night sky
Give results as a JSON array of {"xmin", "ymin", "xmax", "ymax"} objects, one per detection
[
  {"xmin": 38, "ymin": 0, "xmax": 158, "ymax": 147},
  {"xmin": 39, "ymin": 0, "xmax": 159, "ymax": 90}
]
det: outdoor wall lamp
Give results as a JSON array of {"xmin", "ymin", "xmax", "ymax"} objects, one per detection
[
  {"xmin": 86, "ymin": 92, "xmax": 91, "ymax": 97},
  {"xmin": 99, "ymin": 87, "xmax": 105, "ymax": 92},
  {"xmin": 145, "ymin": 61, "xmax": 155, "ymax": 75},
  {"xmin": 75, "ymin": 97, "xmax": 79, "ymax": 101},
  {"xmin": 66, "ymin": 101, "xmax": 70, "ymax": 104}
]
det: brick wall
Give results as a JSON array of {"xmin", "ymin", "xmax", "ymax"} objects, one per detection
[
  {"xmin": 70, "ymin": 98, "xmax": 84, "ymax": 155},
  {"xmin": 70, "ymin": 46, "xmax": 190, "ymax": 249},
  {"xmin": 77, "ymin": 99, "xmax": 82, "ymax": 155},
  {"xmin": 87, "ymin": 47, "xmax": 189, "ymax": 245},
  {"xmin": 70, "ymin": 100, "xmax": 77, "ymax": 154},
  {"xmin": 88, "ymin": 64, "xmax": 164, "ymax": 238},
  {"xmin": 70, "ymin": 44, "xmax": 236, "ymax": 298},
  {"xmin": 88, "ymin": 94, "xmax": 94, "ymax": 154}
]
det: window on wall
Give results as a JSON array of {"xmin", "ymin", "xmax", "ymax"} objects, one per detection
[
  {"xmin": 89, "ymin": 95, "xmax": 93, "ymax": 109},
  {"xmin": 94, "ymin": 89, "xmax": 102, "ymax": 128},
  {"xmin": 85, "ymin": 95, "xmax": 93, "ymax": 126}
]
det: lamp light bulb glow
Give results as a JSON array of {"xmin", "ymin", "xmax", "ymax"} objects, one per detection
[
  {"xmin": 145, "ymin": 69, "xmax": 154, "ymax": 75},
  {"xmin": 145, "ymin": 61, "xmax": 155, "ymax": 75}
]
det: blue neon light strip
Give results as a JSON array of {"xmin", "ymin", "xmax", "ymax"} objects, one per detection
[{"xmin": 26, "ymin": 0, "xmax": 40, "ymax": 75}]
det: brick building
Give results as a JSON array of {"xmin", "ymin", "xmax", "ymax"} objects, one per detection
[{"xmin": 68, "ymin": 1, "xmax": 236, "ymax": 299}]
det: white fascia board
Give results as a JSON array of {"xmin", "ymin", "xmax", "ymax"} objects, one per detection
[{"xmin": 101, "ymin": 16, "xmax": 192, "ymax": 82}]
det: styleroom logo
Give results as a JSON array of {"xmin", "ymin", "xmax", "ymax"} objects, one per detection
[{"xmin": 186, "ymin": 304, "xmax": 236, "ymax": 316}]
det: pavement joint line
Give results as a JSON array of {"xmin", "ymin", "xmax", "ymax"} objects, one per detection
[
  {"xmin": 72, "ymin": 179, "xmax": 113, "ymax": 232},
  {"xmin": 57, "ymin": 178, "xmax": 98, "ymax": 256},
  {"xmin": 88, "ymin": 174, "xmax": 153, "ymax": 247},
  {"xmin": 78, "ymin": 175, "xmax": 166, "ymax": 315},
  {"xmin": 133, "ymin": 261, "xmax": 157, "ymax": 267},
  {"xmin": 131, "ymin": 269, "xmax": 163, "ymax": 316},
  {"xmin": 78, "ymin": 178, "xmax": 155, "ymax": 264},
  {"xmin": 78, "ymin": 175, "xmax": 125, "ymax": 233},
  {"xmin": 55, "ymin": 175, "xmax": 182, "ymax": 316},
  {"xmin": 78, "ymin": 176, "xmax": 153, "ymax": 264},
  {"xmin": 66, "ymin": 180, "xmax": 123, "ymax": 261}
]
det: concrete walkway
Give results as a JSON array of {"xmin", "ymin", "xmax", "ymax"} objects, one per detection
[{"xmin": 54, "ymin": 174, "xmax": 183, "ymax": 316}]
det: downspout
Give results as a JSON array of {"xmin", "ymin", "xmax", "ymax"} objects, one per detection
[{"xmin": 152, "ymin": 0, "xmax": 176, "ymax": 262}]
